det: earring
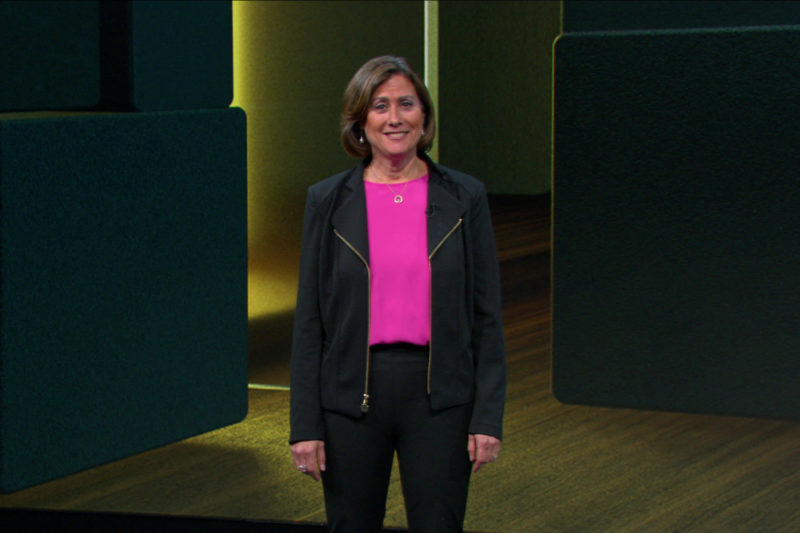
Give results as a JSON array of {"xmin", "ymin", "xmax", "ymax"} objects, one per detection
[
  {"xmin": 359, "ymin": 134, "xmax": 365, "ymax": 144},
  {"xmin": 421, "ymin": 129, "xmax": 425, "ymax": 136}
]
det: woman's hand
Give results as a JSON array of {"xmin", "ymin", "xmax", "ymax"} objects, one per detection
[
  {"xmin": 290, "ymin": 440, "xmax": 326, "ymax": 481},
  {"xmin": 468, "ymin": 433, "xmax": 501, "ymax": 473}
]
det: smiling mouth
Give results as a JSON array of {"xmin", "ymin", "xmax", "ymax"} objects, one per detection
[{"xmin": 384, "ymin": 131, "xmax": 409, "ymax": 138}]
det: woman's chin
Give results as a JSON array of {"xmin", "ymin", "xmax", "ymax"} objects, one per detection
[{"xmin": 372, "ymin": 145, "xmax": 417, "ymax": 160}]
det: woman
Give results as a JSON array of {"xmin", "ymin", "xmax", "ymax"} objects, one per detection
[{"xmin": 290, "ymin": 55, "xmax": 506, "ymax": 532}]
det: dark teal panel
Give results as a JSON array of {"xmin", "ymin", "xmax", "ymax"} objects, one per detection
[
  {"xmin": 0, "ymin": 108, "xmax": 248, "ymax": 492},
  {"xmin": 563, "ymin": 0, "xmax": 800, "ymax": 32},
  {"xmin": 98, "ymin": 0, "xmax": 233, "ymax": 111},
  {"xmin": 0, "ymin": 1, "xmax": 231, "ymax": 112},
  {"xmin": 0, "ymin": 1, "xmax": 101, "ymax": 111},
  {"xmin": 438, "ymin": 1, "xmax": 560, "ymax": 195},
  {"xmin": 127, "ymin": 0, "xmax": 233, "ymax": 111},
  {"xmin": 552, "ymin": 27, "xmax": 800, "ymax": 419}
]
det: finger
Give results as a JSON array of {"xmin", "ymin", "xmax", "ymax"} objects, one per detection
[
  {"xmin": 306, "ymin": 465, "xmax": 321, "ymax": 482},
  {"xmin": 484, "ymin": 445, "xmax": 499, "ymax": 462},
  {"xmin": 481, "ymin": 441, "xmax": 499, "ymax": 462},
  {"xmin": 317, "ymin": 444, "xmax": 327, "ymax": 472},
  {"xmin": 476, "ymin": 436, "xmax": 500, "ymax": 460},
  {"xmin": 295, "ymin": 459, "xmax": 320, "ymax": 481},
  {"xmin": 293, "ymin": 448, "xmax": 310, "ymax": 463},
  {"xmin": 471, "ymin": 438, "xmax": 499, "ymax": 472},
  {"xmin": 491, "ymin": 445, "xmax": 500, "ymax": 461},
  {"xmin": 472, "ymin": 452, "xmax": 494, "ymax": 473},
  {"xmin": 467, "ymin": 434, "xmax": 476, "ymax": 463},
  {"xmin": 293, "ymin": 450, "xmax": 312, "ymax": 470},
  {"xmin": 294, "ymin": 452, "xmax": 311, "ymax": 469},
  {"xmin": 291, "ymin": 448, "xmax": 311, "ymax": 466},
  {"xmin": 300, "ymin": 446, "xmax": 322, "ymax": 481},
  {"xmin": 291, "ymin": 441, "xmax": 324, "ymax": 482}
]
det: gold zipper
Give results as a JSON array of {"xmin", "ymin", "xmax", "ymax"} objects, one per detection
[
  {"xmin": 427, "ymin": 218, "xmax": 463, "ymax": 393},
  {"xmin": 333, "ymin": 229, "xmax": 372, "ymax": 413}
]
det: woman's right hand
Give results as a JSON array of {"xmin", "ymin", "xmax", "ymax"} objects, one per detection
[{"xmin": 290, "ymin": 440, "xmax": 326, "ymax": 481}]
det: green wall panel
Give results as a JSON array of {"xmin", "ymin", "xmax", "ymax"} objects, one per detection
[
  {"xmin": 552, "ymin": 27, "xmax": 800, "ymax": 420},
  {"xmin": 0, "ymin": 1, "xmax": 101, "ymax": 111},
  {"xmin": 439, "ymin": 1, "xmax": 561, "ymax": 195},
  {"xmin": 563, "ymin": 0, "xmax": 800, "ymax": 32},
  {"xmin": 1, "ymin": 0, "xmax": 232, "ymax": 112},
  {"xmin": 100, "ymin": 0, "xmax": 233, "ymax": 111},
  {"xmin": 0, "ymin": 109, "xmax": 248, "ymax": 492}
]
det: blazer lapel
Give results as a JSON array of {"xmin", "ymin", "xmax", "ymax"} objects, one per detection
[
  {"xmin": 331, "ymin": 165, "xmax": 370, "ymax": 264},
  {"xmin": 427, "ymin": 169, "xmax": 468, "ymax": 256},
  {"xmin": 329, "ymin": 160, "xmax": 466, "ymax": 262}
]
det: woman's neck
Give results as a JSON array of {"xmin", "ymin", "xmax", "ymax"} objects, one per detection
[{"xmin": 367, "ymin": 154, "xmax": 425, "ymax": 183}]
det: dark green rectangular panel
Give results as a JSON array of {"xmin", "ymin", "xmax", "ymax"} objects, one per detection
[
  {"xmin": 0, "ymin": 1, "xmax": 232, "ymax": 112},
  {"xmin": 98, "ymin": 0, "xmax": 233, "ymax": 111},
  {"xmin": 127, "ymin": 0, "xmax": 233, "ymax": 111},
  {"xmin": 552, "ymin": 27, "xmax": 800, "ymax": 420},
  {"xmin": 438, "ymin": 1, "xmax": 560, "ymax": 195},
  {"xmin": 563, "ymin": 0, "xmax": 800, "ymax": 32},
  {"xmin": 0, "ymin": 1, "xmax": 101, "ymax": 111},
  {"xmin": 0, "ymin": 108, "xmax": 248, "ymax": 492}
]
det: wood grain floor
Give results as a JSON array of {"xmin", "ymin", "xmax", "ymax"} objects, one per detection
[{"xmin": 2, "ymin": 194, "xmax": 799, "ymax": 532}]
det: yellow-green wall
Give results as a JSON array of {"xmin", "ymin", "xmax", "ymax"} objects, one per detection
[
  {"xmin": 234, "ymin": 0, "xmax": 562, "ymax": 323},
  {"xmin": 233, "ymin": 1, "xmax": 424, "ymax": 318}
]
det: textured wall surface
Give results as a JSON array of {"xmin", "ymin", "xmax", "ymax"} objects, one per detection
[
  {"xmin": 552, "ymin": 26, "xmax": 800, "ymax": 419},
  {"xmin": 1, "ymin": 0, "xmax": 232, "ymax": 112},
  {"xmin": 563, "ymin": 0, "xmax": 800, "ymax": 32},
  {"xmin": 0, "ymin": 1, "xmax": 101, "ymax": 111},
  {"xmin": 439, "ymin": 1, "xmax": 561, "ymax": 195},
  {"xmin": 0, "ymin": 110, "xmax": 248, "ymax": 492},
  {"xmin": 1, "ymin": 1, "xmax": 246, "ymax": 492}
]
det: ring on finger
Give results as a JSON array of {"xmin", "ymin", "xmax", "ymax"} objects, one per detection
[{"xmin": 297, "ymin": 464, "xmax": 308, "ymax": 472}]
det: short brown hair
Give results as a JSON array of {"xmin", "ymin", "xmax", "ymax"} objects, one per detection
[{"xmin": 340, "ymin": 55, "xmax": 436, "ymax": 158}]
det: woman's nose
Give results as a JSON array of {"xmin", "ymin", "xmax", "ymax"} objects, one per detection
[{"xmin": 388, "ymin": 105, "xmax": 402, "ymax": 125}]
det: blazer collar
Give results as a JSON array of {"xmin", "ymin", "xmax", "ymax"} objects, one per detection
[
  {"xmin": 331, "ymin": 156, "xmax": 468, "ymax": 261},
  {"xmin": 425, "ymin": 157, "xmax": 468, "ymax": 256},
  {"xmin": 331, "ymin": 162, "xmax": 370, "ymax": 264}
]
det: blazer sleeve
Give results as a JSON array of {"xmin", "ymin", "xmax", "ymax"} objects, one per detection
[
  {"xmin": 467, "ymin": 184, "xmax": 507, "ymax": 440},
  {"xmin": 289, "ymin": 187, "xmax": 326, "ymax": 443}
]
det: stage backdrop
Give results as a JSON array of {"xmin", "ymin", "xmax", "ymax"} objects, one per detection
[
  {"xmin": 552, "ymin": 14, "xmax": 800, "ymax": 419},
  {"xmin": 0, "ymin": 1, "xmax": 247, "ymax": 492}
]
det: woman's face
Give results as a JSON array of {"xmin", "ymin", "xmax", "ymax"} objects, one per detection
[{"xmin": 362, "ymin": 74, "xmax": 425, "ymax": 162}]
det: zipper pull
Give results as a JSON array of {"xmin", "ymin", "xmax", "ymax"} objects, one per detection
[{"xmin": 360, "ymin": 393, "xmax": 370, "ymax": 413}]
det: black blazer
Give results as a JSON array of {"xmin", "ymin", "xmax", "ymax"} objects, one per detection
[{"xmin": 289, "ymin": 155, "xmax": 506, "ymax": 443}]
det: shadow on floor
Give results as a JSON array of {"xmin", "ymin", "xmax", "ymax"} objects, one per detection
[{"xmin": 249, "ymin": 311, "xmax": 294, "ymax": 387}]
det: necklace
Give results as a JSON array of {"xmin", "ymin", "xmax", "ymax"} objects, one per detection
[
  {"xmin": 385, "ymin": 181, "xmax": 409, "ymax": 203},
  {"xmin": 369, "ymin": 167, "xmax": 413, "ymax": 204}
]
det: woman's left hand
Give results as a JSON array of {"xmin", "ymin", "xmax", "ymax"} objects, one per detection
[{"xmin": 468, "ymin": 433, "xmax": 501, "ymax": 473}]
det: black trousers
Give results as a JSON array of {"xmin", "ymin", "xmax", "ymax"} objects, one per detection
[{"xmin": 321, "ymin": 344, "xmax": 473, "ymax": 533}]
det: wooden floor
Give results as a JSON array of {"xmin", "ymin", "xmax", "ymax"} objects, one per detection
[{"xmin": 2, "ymin": 194, "xmax": 800, "ymax": 532}]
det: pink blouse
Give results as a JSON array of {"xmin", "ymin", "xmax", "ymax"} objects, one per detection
[{"xmin": 364, "ymin": 174, "xmax": 431, "ymax": 346}]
